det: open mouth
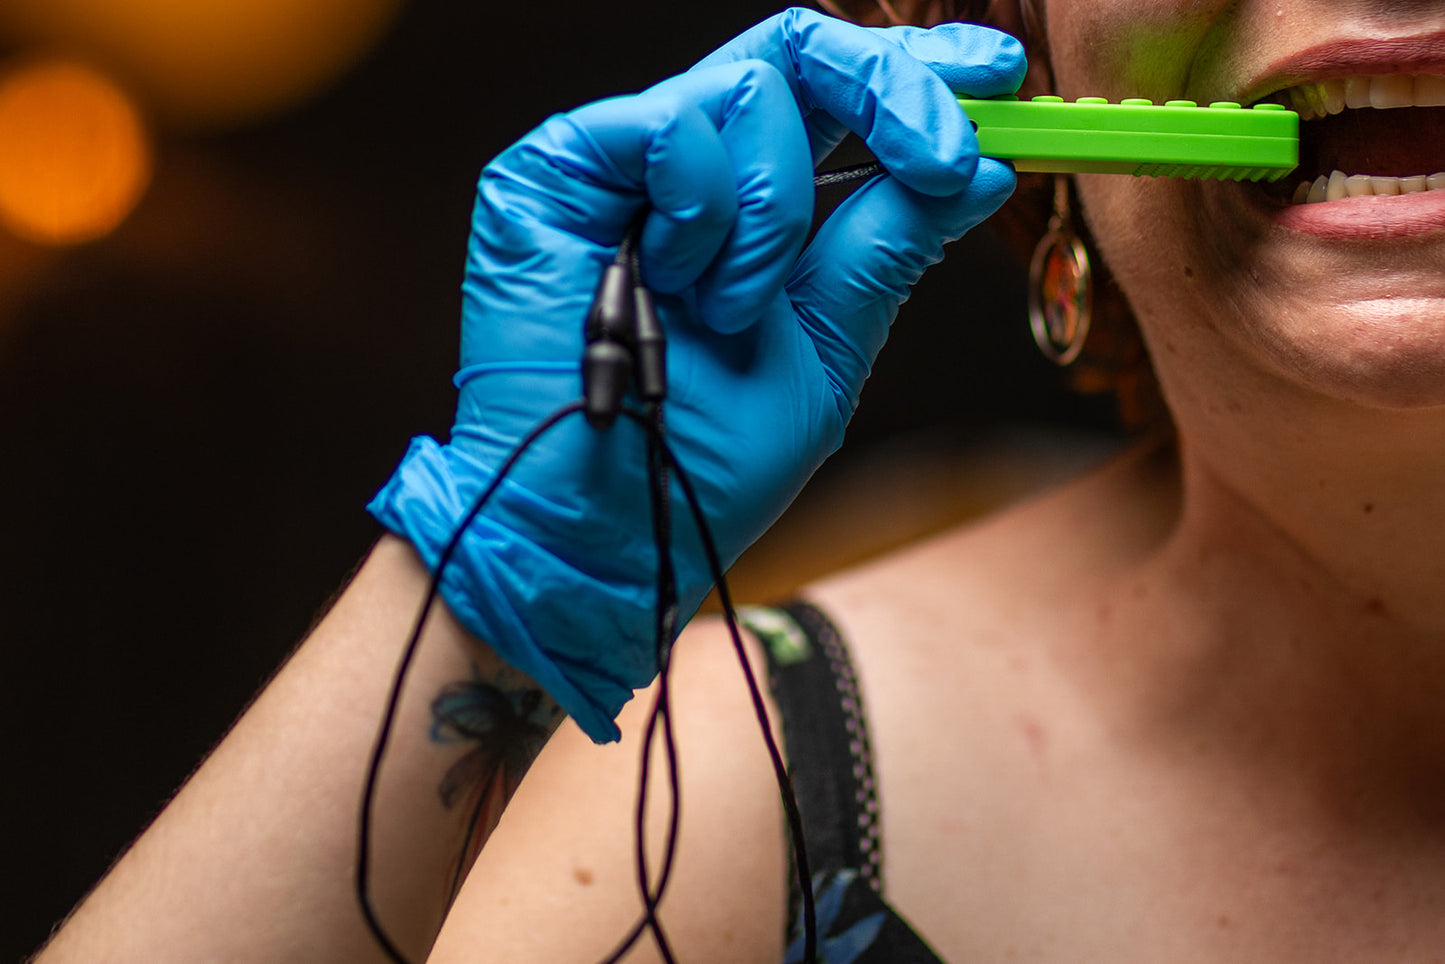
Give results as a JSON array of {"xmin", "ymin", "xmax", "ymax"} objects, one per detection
[{"xmin": 1256, "ymin": 74, "xmax": 1445, "ymax": 204}]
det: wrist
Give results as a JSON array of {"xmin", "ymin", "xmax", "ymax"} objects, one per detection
[{"xmin": 367, "ymin": 435, "xmax": 655, "ymax": 742}]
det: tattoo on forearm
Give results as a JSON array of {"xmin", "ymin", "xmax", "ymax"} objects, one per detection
[{"xmin": 429, "ymin": 664, "xmax": 561, "ymax": 900}]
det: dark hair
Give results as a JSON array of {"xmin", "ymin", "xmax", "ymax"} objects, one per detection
[{"xmin": 817, "ymin": 0, "xmax": 1165, "ymax": 429}]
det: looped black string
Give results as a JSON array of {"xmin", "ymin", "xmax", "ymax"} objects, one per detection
[
  {"xmin": 355, "ymin": 166, "xmax": 917, "ymax": 959},
  {"xmin": 355, "ymin": 401, "xmax": 585, "ymax": 964},
  {"xmin": 355, "ymin": 399, "xmax": 817, "ymax": 964},
  {"xmin": 620, "ymin": 408, "xmax": 818, "ymax": 964}
]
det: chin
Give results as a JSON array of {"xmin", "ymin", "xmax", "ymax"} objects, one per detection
[{"xmin": 1258, "ymin": 296, "xmax": 1445, "ymax": 411}]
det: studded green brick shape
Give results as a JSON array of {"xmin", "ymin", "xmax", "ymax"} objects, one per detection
[{"xmin": 957, "ymin": 95, "xmax": 1299, "ymax": 181}]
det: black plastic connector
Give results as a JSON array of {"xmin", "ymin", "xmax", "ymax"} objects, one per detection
[
  {"xmin": 580, "ymin": 229, "xmax": 668, "ymax": 428},
  {"xmin": 632, "ymin": 286, "xmax": 666, "ymax": 402},
  {"xmin": 583, "ymin": 262, "xmax": 637, "ymax": 430},
  {"xmin": 582, "ymin": 340, "xmax": 633, "ymax": 429}
]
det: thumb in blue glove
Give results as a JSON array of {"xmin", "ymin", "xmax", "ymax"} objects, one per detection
[{"xmin": 369, "ymin": 8, "xmax": 1026, "ymax": 742}]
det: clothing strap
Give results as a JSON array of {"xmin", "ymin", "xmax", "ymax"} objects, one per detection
[
  {"xmin": 743, "ymin": 600, "xmax": 949, "ymax": 964},
  {"xmin": 744, "ymin": 600, "xmax": 883, "ymax": 892}
]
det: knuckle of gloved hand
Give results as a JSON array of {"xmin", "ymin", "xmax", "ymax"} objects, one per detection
[
  {"xmin": 720, "ymin": 56, "xmax": 791, "ymax": 107},
  {"xmin": 480, "ymin": 112, "xmax": 615, "ymax": 211},
  {"xmin": 773, "ymin": 6, "xmax": 851, "ymax": 84},
  {"xmin": 773, "ymin": 5, "xmax": 820, "ymax": 39},
  {"xmin": 638, "ymin": 99, "xmax": 737, "ymax": 234},
  {"xmin": 656, "ymin": 189, "xmax": 736, "ymax": 241}
]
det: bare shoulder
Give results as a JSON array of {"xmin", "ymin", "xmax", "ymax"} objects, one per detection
[
  {"xmin": 802, "ymin": 435, "xmax": 1179, "ymax": 754},
  {"xmin": 803, "ymin": 434, "xmax": 1180, "ymax": 746},
  {"xmin": 797, "ymin": 437, "xmax": 1179, "ymax": 951},
  {"xmin": 806, "ymin": 436, "xmax": 1178, "ymax": 647},
  {"xmin": 429, "ymin": 617, "xmax": 790, "ymax": 963},
  {"xmin": 427, "ymin": 439, "xmax": 1179, "ymax": 962}
]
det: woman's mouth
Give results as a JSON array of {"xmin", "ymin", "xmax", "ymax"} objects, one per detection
[{"xmin": 1257, "ymin": 75, "xmax": 1445, "ymax": 205}]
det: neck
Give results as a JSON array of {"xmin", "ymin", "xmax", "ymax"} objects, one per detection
[
  {"xmin": 1171, "ymin": 383, "xmax": 1445, "ymax": 635},
  {"xmin": 1089, "ymin": 384, "xmax": 1445, "ymax": 824}
]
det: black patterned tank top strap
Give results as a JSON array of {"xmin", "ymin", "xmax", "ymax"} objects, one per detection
[{"xmin": 741, "ymin": 600, "xmax": 949, "ymax": 964}]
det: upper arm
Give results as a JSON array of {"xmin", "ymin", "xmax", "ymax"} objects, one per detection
[{"xmin": 426, "ymin": 616, "xmax": 791, "ymax": 963}]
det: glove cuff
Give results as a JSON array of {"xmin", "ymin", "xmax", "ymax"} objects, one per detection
[{"xmin": 367, "ymin": 436, "xmax": 658, "ymax": 743}]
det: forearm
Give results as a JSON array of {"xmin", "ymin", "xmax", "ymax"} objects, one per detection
[{"xmin": 36, "ymin": 534, "xmax": 563, "ymax": 964}]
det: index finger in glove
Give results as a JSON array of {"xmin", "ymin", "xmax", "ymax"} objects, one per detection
[
  {"xmin": 477, "ymin": 61, "xmax": 813, "ymax": 332},
  {"xmin": 787, "ymin": 156, "xmax": 1017, "ymax": 413},
  {"xmin": 478, "ymin": 95, "xmax": 737, "ymax": 261},
  {"xmin": 692, "ymin": 8, "xmax": 1026, "ymax": 196},
  {"xmin": 875, "ymin": 22, "xmax": 1029, "ymax": 98},
  {"xmin": 637, "ymin": 61, "xmax": 815, "ymax": 332}
]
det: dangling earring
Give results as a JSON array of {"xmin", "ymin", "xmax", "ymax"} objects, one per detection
[{"xmin": 1028, "ymin": 176, "xmax": 1093, "ymax": 366}]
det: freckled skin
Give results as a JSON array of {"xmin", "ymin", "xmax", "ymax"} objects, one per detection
[
  {"xmin": 1044, "ymin": 0, "xmax": 1445, "ymax": 413},
  {"xmin": 1032, "ymin": 0, "xmax": 1445, "ymax": 633},
  {"xmin": 797, "ymin": 5, "xmax": 1445, "ymax": 959},
  {"xmin": 1015, "ymin": 715, "xmax": 1049, "ymax": 764}
]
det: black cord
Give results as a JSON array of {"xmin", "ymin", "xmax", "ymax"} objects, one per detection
[
  {"xmin": 623, "ymin": 411, "xmax": 817, "ymax": 964},
  {"xmin": 355, "ymin": 402, "xmax": 585, "ymax": 964},
  {"xmin": 359, "ymin": 195, "xmax": 839, "ymax": 959},
  {"xmin": 633, "ymin": 403, "xmax": 682, "ymax": 963},
  {"xmin": 811, "ymin": 160, "xmax": 883, "ymax": 188},
  {"xmin": 599, "ymin": 239, "xmax": 683, "ymax": 964},
  {"xmin": 356, "ymin": 399, "xmax": 817, "ymax": 964},
  {"xmin": 350, "ymin": 395, "xmax": 705, "ymax": 964},
  {"xmin": 594, "ymin": 404, "xmax": 822, "ymax": 964}
]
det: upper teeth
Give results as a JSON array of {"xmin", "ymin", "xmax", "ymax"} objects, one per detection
[{"xmin": 1278, "ymin": 74, "xmax": 1445, "ymax": 120}]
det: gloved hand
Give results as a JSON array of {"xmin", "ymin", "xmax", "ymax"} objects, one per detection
[{"xmin": 369, "ymin": 7, "xmax": 1025, "ymax": 742}]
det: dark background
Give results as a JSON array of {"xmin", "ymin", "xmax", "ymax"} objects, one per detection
[{"xmin": 0, "ymin": 2, "xmax": 1117, "ymax": 957}]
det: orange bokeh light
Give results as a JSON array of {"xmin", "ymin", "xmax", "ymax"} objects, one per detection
[
  {"xmin": 0, "ymin": 0, "xmax": 404, "ymax": 128},
  {"xmin": 0, "ymin": 58, "xmax": 151, "ymax": 246}
]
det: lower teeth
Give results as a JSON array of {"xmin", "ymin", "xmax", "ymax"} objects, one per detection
[{"xmin": 1291, "ymin": 169, "xmax": 1445, "ymax": 203}]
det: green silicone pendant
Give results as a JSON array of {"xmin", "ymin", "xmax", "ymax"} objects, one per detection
[{"xmin": 957, "ymin": 96, "xmax": 1299, "ymax": 181}]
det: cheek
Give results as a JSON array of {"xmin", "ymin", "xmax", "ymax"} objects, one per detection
[
  {"xmin": 1072, "ymin": 174, "xmax": 1230, "ymax": 342},
  {"xmin": 1044, "ymin": 0, "xmax": 1255, "ymax": 309},
  {"xmin": 1075, "ymin": 176, "xmax": 1185, "ymax": 266},
  {"xmin": 1044, "ymin": 0, "xmax": 1234, "ymax": 101}
]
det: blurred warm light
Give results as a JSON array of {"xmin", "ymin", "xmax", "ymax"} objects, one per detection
[
  {"xmin": 0, "ymin": 59, "xmax": 151, "ymax": 246},
  {"xmin": 0, "ymin": 0, "xmax": 404, "ymax": 128}
]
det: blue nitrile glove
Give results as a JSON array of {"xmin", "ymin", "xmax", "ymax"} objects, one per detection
[{"xmin": 369, "ymin": 8, "xmax": 1025, "ymax": 742}]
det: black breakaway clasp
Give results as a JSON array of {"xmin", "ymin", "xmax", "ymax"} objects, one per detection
[{"xmin": 582, "ymin": 224, "xmax": 666, "ymax": 430}]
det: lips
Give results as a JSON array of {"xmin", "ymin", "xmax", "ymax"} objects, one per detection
[
  {"xmin": 1236, "ymin": 33, "xmax": 1445, "ymax": 215},
  {"xmin": 1256, "ymin": 81, "xmax": 1445, "ymax": 205}
]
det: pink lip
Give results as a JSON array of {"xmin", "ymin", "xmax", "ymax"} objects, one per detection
[
  {"xmin": 1233, "ymin": 29, "xmax": 1445, "ymax": 240},
  {"xmin": 1261, "ymin": 189, "xmax": 1445, "ymax": 241},
  {"xmin": 1245, "ymin": 29, "xmax": 1445, "ymax": 100}
]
